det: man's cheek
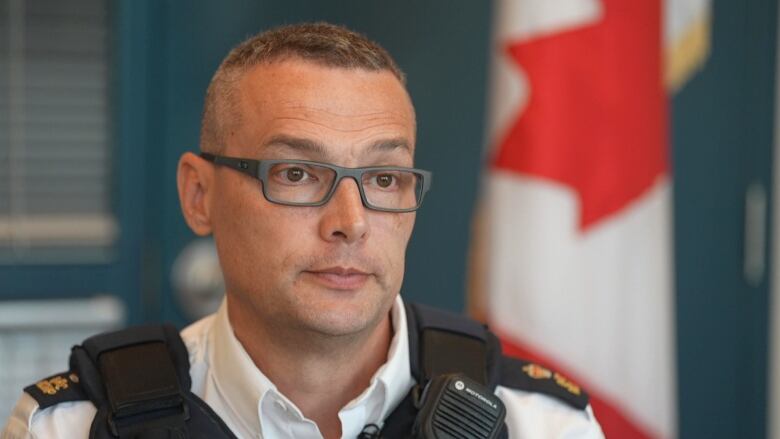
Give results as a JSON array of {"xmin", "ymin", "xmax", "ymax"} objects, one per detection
[
  {"xmin": 377, "ymin": 212, "xmax": 413, "ymax": 234},
  {"xmin": 376, "ymin": 230, "xmax": 409, "ymax": 276}
]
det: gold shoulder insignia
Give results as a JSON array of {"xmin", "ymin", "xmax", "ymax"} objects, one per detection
[
  {"xmin": 522, "ymin": 362, "xmax": 581, "ymax": 396},
  {"xmin": 35, "ymin": 375, "xmax": 70, "ymax": 395},
  {"xmin": 522, "ymin": 363, "xmax": 552, "ymax": 380},
  {"xmin": 553, "ymin": 372, "xmax": 581, "ymax": 396},
  {"xmin": 25, "ymin": 371, "xmax": 87, "ymax": 410},
  {"xmin": 507, "ymin": 359, "xmax": 590, "ymax": 410}
]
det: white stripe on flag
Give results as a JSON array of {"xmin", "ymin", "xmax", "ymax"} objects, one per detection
[{"xmin": 485, "ymin": 172, "xmax": 676, "ymax": 438}]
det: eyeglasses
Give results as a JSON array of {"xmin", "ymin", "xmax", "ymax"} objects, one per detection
[{"xmin": 200, "ymin": 153, "xmax": 432, "ymax": 212}]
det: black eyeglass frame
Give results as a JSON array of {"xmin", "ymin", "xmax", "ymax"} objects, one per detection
[{"xmin": 200, "ymin": 152, "xmax": 432, "ymax": 213}]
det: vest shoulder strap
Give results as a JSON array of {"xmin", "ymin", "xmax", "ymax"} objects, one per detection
[
  {"xmin": 32, "ymin": 323, "xmax": 239, "ymax": 439},
  {"xmin": 381, "ymin": 302, "xmax": 509, "ymax": 438},
  {"xmin": 404, "ymin": 301, "xmax": 589, "ymax": 409},
  {"xmin": 405, "ymin": 301, "xmax": 498, "ymax": 386}
]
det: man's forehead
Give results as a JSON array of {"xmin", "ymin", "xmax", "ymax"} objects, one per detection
[
  {"xmin": 230, "ymin": 59, "xmax": 416, "ymax": 160},
  {"xmin": 238, "ymin": 59, "xmax": 415, "ymax": 118},
  {"xmin": 268, "ymin": 101, "xmax": 415, "ymax": 134}
]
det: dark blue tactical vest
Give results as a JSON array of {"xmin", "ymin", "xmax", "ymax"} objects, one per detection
[{"xmin": 25, "ymin": 302, "xmax": 588, "ymax": 438}]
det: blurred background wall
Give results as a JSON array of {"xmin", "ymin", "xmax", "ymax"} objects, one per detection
[{"xmin": 0, "ymin": 0, "xmax": 777, "ymax": 438}]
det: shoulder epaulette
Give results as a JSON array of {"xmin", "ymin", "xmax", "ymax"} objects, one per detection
[
  {"xmin": 24, "ymin": 370, "xmax": 88, "ymax": 410},
  {"xmin": 499, "ymin": 357, "xmax": 590, "ymax": 410}
]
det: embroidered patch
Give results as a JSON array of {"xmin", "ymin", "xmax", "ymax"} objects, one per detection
[
  {"xmin": 25, "ymin": 371, "xmax": 87, "ymax": 410},
  {"xmin": 503, "ymin": 358, "xmax": 590, "ymax": 410},
  {"xmin": 35, "ymin": 375, "xmax": 70, "ymax": 395},
  {"xmin": 522, "ymin": 363, "xmax": 553, "ymax": 380}
]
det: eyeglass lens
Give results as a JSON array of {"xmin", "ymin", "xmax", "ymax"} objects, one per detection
[{"xmin": 265, "ymin": 162, "xmax": 422, "ymax": 209}]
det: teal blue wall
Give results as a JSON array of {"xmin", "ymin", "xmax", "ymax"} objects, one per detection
[{"xmin": 673, "ymin": 0, "xmax": 777, "ymax": 437}]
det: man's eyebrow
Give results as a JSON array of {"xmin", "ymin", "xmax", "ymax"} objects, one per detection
[
  {"xmin": 368, "ymin": 138, "xmax": 411, "ymax": 154},
  {"xmin": 262, "ymin": 135, "xmax": 332, "ymax": 160},
  {"xmin": 262, "ymin": 135, "xmax": 411, "ymax": 158}
]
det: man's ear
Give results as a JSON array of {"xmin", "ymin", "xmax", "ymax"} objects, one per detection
[{"xmin": 177, "ymin": 152, "xmax": 214, "ymax": 236}]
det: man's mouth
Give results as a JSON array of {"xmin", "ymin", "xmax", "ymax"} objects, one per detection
[{"xmin": 303, "ymin": 267, "xmax": 371, "ymax": 290}]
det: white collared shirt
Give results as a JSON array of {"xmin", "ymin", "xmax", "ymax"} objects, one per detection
[
  {"xmin": 185, "ymin": 295, "xmax": 414, "ymax": 438},
  {"xmin": 2, "ymin": 295, "xmax": 604, "ymax": 438}
]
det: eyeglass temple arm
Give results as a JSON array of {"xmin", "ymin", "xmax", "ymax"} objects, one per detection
[{"xmin": 200, "ymin": 153, "xmax": 259, "ymax": 178}]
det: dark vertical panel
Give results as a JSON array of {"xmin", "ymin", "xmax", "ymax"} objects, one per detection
[
  {"xmin": 673, "ymin": 0, "xmax": 776, "ymax": 436},
  {"xmin": 739, "ymin": 0, "xmax": 776, "ymax": 435},
  {"xmin": 115, "ymin": 0, "xmax": 173, "ymax": 324}
]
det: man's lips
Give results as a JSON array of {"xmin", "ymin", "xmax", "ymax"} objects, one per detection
[{"xmin": 303, "ymin": 267, "xmax": 371, "ymax": 290}]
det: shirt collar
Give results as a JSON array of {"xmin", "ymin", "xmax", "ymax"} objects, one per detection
[
  {"xmin": 208, "ymin": 295, "xmax": 414, "ymax": 437},
  {"xmin": 209, "ymin": 299, "xmax": 276, "ymax": 434}
]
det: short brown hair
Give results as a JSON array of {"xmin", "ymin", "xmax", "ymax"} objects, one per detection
[{"xmin": 200, "ymin": 22, "xmax": 406, "ymax": 152}]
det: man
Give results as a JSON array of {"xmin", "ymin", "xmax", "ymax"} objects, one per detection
[{"xmin": 2, "ymin": 23, "xmax": 604, "ymax": 438}]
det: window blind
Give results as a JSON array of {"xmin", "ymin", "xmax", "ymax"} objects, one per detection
[{"xmin": 0, "ymin": 0, "xmax": 116, "ymax": 262}]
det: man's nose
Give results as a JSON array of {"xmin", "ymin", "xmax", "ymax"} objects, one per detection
[{"xmin": 318, "ymin": 177, "xmax": 369, "ymax": 244}]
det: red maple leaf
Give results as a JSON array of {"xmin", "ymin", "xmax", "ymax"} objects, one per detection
[{"xmin": 492, "ymin": 0, "xmax": 668, "ymax": 230}]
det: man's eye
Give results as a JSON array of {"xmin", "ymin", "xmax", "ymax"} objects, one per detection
[
  {"xmin": 269, "ymin": 162, "xmax": 332, "ymax": 187},
  {"xmin": 285, "ymin": 167, "xmax": 307, "ymax": 182},
  {"xmin": 271, "ymin": 165, "xmax": 318, "ymax": 185},
  {"xmin": 375, "ymin": 174, "xmax": 395, "ymax": 188}
]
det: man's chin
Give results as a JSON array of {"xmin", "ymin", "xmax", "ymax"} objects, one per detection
[{"xmin": 294, "ymin": 297, "xmax": 391, "ymax": 338}]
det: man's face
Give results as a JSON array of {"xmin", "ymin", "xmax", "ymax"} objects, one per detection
[{"xmin": 209, "ymin": 59, "xmax": 417, "ymax": 338}]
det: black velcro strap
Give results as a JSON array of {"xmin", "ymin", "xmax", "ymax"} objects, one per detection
[
  {"xmin": 409, "ymin": 302, "xmax": 487, "ymax": 341},
  {"xmin": 83, "ymin": 325, "xmax": 168, "ymax": 358},
  {"xmin": 421, "ymin": 330, "xmax": 487, "ymax": 385},
  {"xmin": 81, "ymin": 324, "xmax": 192, "ymax": 391},
  {"xmin": 100, "ymin": 342, "xmax": 183, "ymax": 419},
  {"xmin": 60, "ymin": 323, "xmax": 238, "ymax": 438},
  {"xmin": 407, "ymin": 302, "xmax": 488, "ymax": 386},
  {"xmin": 69, "ymin": 324, "xmax": 192, "ymax": 438}
]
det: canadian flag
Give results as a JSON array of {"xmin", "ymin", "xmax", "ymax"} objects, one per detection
[{"xmin": 471, "ymin": 0, "xmax": 710, "ymax": 437}]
